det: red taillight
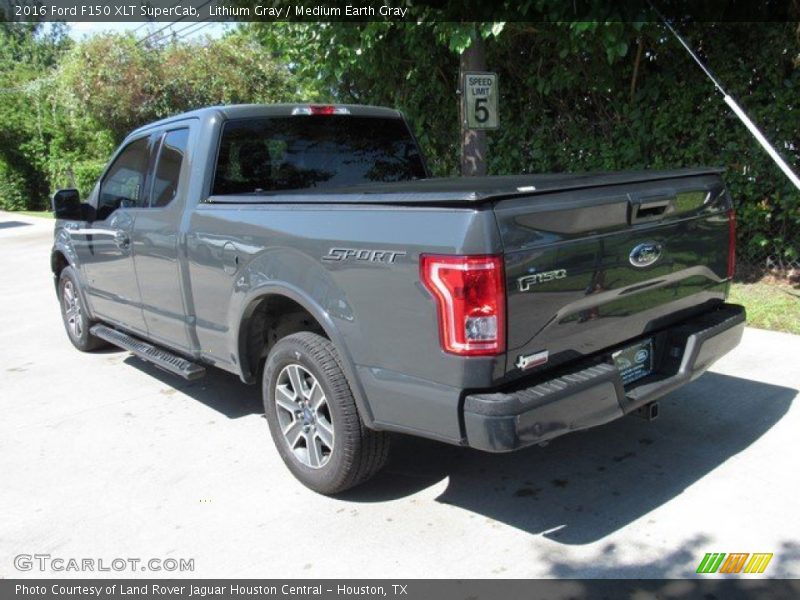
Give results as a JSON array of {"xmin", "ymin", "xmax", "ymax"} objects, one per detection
[
  {"xmin": 728, "ymin": 208, "xmax": 736, "ymax": 279},
  {"xmin": 310, "ymin": 104, "xmax": 336, "ymax": 115},
  {"xmin": 420, "ymin": 255, "xmax": 506, "ymax": 357}
]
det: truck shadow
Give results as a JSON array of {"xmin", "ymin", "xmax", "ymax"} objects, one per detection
[
  {"xmin": 123, "ymin": 355, "xmax": 263, "ymax": 419},
  {"xmin": 342, "ymin": 372, "xmax": 795, "ymax": 545},
  {"xmin": 0, "ymin": 221, "xmax": 32, "ymax": 230}
]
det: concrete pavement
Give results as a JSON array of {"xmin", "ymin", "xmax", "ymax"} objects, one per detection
[{"xmin": 1, "ymin": 210, "xmax": 798, "ymax": 578}]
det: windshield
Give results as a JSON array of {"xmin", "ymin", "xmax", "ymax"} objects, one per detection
[{"xmin": 212, "ymin": 115, "xmax": 426, "ymax": 195}]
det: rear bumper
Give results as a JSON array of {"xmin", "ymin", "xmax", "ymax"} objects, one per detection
[{"xmin": 463, "ymin": 303, "xmax": 746, "ymax": 452}]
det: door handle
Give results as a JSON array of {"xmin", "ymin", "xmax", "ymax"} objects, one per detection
[{"xmin": 114, "ymin": 230, "xmax": 130, "ymax": 249}]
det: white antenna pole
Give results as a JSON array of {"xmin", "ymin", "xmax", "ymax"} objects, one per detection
[
  {"xmin": 723, "ymin": 95, "xmax": 800, "ymax": 191},
  {"xmin": 650, "ymin": 2, "xmax": 800, "ymax": 192}
]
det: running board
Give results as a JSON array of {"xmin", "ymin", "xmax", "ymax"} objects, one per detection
[{"xmin": 90, "ymin": 324, "xmax": 206, "ymax": 380}]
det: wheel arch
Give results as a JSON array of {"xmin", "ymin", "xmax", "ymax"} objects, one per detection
[
  {"xmin": 51, "ymin": 240, "xmax": 101, "ymax": 323},
  {"xmin": 51, "ymin": 249, "xmax": 70, "ymax": 277},
  {"xmin": 51, "ymin": 233, "xmax": 80, "ymax": 291},
  {"xmin": 235, "ymin": 284, "xmax": 375, "ymax": 427}
]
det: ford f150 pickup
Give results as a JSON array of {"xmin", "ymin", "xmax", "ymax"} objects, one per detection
[{"xmin": 51, "ymin": 103, "xmax": 745, "ymax": 493}]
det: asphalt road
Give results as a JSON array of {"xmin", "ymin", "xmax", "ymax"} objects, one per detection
[{"xmin": 1, "ymin": 211, "xmax": 798, "ymax": 579}]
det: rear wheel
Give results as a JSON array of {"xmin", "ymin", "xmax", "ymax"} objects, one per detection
[
  {"xmin": 262, "ymin": 332, "xmax": 390, "ymax": 494},
  {"xmin": 58, "ymin": 266, "xmax": 106, "ymax": 352}
]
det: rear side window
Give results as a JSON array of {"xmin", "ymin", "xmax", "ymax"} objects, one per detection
[
  {"xmin": 151, "ymin": 128, "xmax": 189, "ymax": 208},
  {"xmin": 212, "ymin": 116, "xmax": 426, "ymax": 195}
]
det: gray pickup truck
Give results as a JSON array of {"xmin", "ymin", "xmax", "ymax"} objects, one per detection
[{"xmin": 51, "ymin": 103, "xmax": 745, "ymax": 493}]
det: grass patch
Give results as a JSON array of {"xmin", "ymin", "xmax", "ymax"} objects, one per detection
[
  {"xmin": 729, "ymin": 281, "xmax": 800, "ymax": 335},
  {"xmin": 16, "ymin": 210, "xmax": 54, "ymax": 219}
]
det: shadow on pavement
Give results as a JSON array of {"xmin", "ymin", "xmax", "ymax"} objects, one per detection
[
  {"xmin": 545, "ymin": 537, "xmax": 800, "ymax": 578},
  {"xmin": 436, "ymin": 576, "xmax": 799, "ymax": 598},
  {"xmin": 0, "ymin": 221, "xmax": 32, "ymax": 230},
  {"xmin": 341, "ymin": 372, "xmax": 795, "ymax": 545},
  {"xmin": 123, "ymin": 355, "xmax": 262, "ymax": 419},
  {"xmin": 118, "ymin": 351, "xmax": 795, "ymax": 546}
]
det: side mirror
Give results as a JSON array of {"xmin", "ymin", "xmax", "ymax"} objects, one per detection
[{"xmin": 52, "ymin": 189, "xmax": 82, "ymax": 220}]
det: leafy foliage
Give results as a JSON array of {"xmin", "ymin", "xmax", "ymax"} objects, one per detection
[
  {"xmin": 0, "ymin": 27, "xmax": 296, "ymax": 209},
  {"xmin": 250, "ymin": 19, "xmax": 799, "ymax": 268},
  {"xmin": 0, "ymin": 23, "xmax": 71, "ymax": 209},
  {"xmin": 1, "ymin": 16, "xmax": 797, "ymax": 269},
  {"xmin": 58, "ymin": 33, "xmax": 296, "ymax": 143}
]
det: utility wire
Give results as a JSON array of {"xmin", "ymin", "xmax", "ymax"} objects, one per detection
[
  {"xmin": 132, "ymin": 0, "xmax": 182, "ymax": 35},
  {"xmin": 166, "ymin": 19, "xmax": 205, "ymax": 38},
  {"xmin": 137, "ymin": 21, "xmax": 180, "ymax": 46},
  {"xmin": 148, "ymin": 18, "xmax": 213, "ymax": 45},
  {"xmin": 174, "ymin": 20, "xmax": 215, "ymax": 41},
  {"xmin": 169, "ymin": 17, "xmax": 213, "ymax": 41},
  {"xmin": 137, "ymin": 12, "xmax": 201, "ymax": 42},
  {"xmin": 137, "ymin": 0, "xmax": 214, "ymax": 46}
]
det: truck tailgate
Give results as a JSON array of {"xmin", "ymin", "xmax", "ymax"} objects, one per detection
[{"xmin": 496, "ymin": 172, "xmax": 733, "ymax": 377}]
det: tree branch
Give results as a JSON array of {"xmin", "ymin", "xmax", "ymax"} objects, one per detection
[{"xmin": 629, "ymin": 37, "xmax": 644, "ymax": 103}]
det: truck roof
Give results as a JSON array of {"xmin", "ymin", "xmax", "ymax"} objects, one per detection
[{"xmin": 128, "ymin": 103, "xmax": 404, "ymax": 137}]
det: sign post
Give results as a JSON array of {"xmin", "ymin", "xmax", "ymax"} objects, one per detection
[{"xmin": 463, "ymin": 71, "xmax": 498, "ymax": 130}]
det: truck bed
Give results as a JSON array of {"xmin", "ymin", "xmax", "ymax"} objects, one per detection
[{"xmin": 207, "ymin": 166, "xmax": 734, "ymax": 385}]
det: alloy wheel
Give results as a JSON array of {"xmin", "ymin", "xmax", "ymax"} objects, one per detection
[
  {"xmin": 274, "ymin": 363, "xmax": 334, "ymax": 469},
  {"xmin": 62, "ymin": 280, "xmax": 83, "ymax": 340}
]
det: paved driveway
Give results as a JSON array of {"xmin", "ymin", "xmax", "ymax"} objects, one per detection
[{"xmin": 1, "ymin": 211, "xmax": 798, "ymax": 578}]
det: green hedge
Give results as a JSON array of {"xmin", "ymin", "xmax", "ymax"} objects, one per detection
[
  {"xmin": 0, "ymin": 165, "xmax": 28, "ymax": 211},
  {"xmin": 271, "ymin": 21, "xmax": 798, "ymax": 270}
]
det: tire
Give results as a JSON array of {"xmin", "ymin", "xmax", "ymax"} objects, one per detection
[
  {"xmin": 262, "ymin": 332, "xmax": 390, "ymax": 494},
  {"xmin": 58, "ymin": 266, "xmax": 106, "ymax": 352}
]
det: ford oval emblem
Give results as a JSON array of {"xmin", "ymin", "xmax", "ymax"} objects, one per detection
[{"xmin": 629, "ymin": 242, "xmax": 662, "ymax": 268}]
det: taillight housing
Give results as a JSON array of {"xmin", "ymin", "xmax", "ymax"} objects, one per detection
[
  {"xmin": 420, "ymin": 255, "xmax": 506, "ymax": 356},
  {"xmin": 727, "ymin": 208, "xmax": 736, "ymax": 279}
]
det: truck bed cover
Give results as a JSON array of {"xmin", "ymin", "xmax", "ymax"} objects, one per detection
[{"xmin": 207, "ymin": 168, "xmax": 724, "ymax": 205}]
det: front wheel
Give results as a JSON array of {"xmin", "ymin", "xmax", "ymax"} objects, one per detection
[
  {"xmin": 262, "ymin": 332, "xmax": 390, "ymax": 494},
  {"xmin": 58, "ymin": 266, "xmax": 106, "ymax": 352}
]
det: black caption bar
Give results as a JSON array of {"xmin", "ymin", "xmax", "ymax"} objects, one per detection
[
  {"xmin": 1, "ymin": 0, "xmax": 797, "ymax": 22},
  {"xmin": 4, "ymin": 580, "xmax": 800, "ymax": 600}
]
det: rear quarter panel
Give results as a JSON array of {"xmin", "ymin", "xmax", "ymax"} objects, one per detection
[{"xmin": 186, "ymin": 203, "xmax": 502, "ymax": 442}]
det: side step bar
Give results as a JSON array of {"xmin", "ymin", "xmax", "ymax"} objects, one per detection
[{"xmin": 90, "ymin": 324, "xmax": 205, "ymax": 380}]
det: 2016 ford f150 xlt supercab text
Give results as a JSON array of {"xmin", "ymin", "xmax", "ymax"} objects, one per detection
[{"xmin": 51, "ymin": 104, "xmax": 745, "ymax": 493}]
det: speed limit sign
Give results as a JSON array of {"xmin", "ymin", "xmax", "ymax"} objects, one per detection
[{"xmin": 464, "ymin": 71, "xmax": 498, "ymax": 130}]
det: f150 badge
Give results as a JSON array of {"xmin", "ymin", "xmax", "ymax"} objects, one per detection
[
  {"xmin": 517, "ymin": 269, "xmax": 567, "ymax": 292},
  {"xmin": 322, "ymin": 247, "xmax": 406, "ymax": 264}
]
